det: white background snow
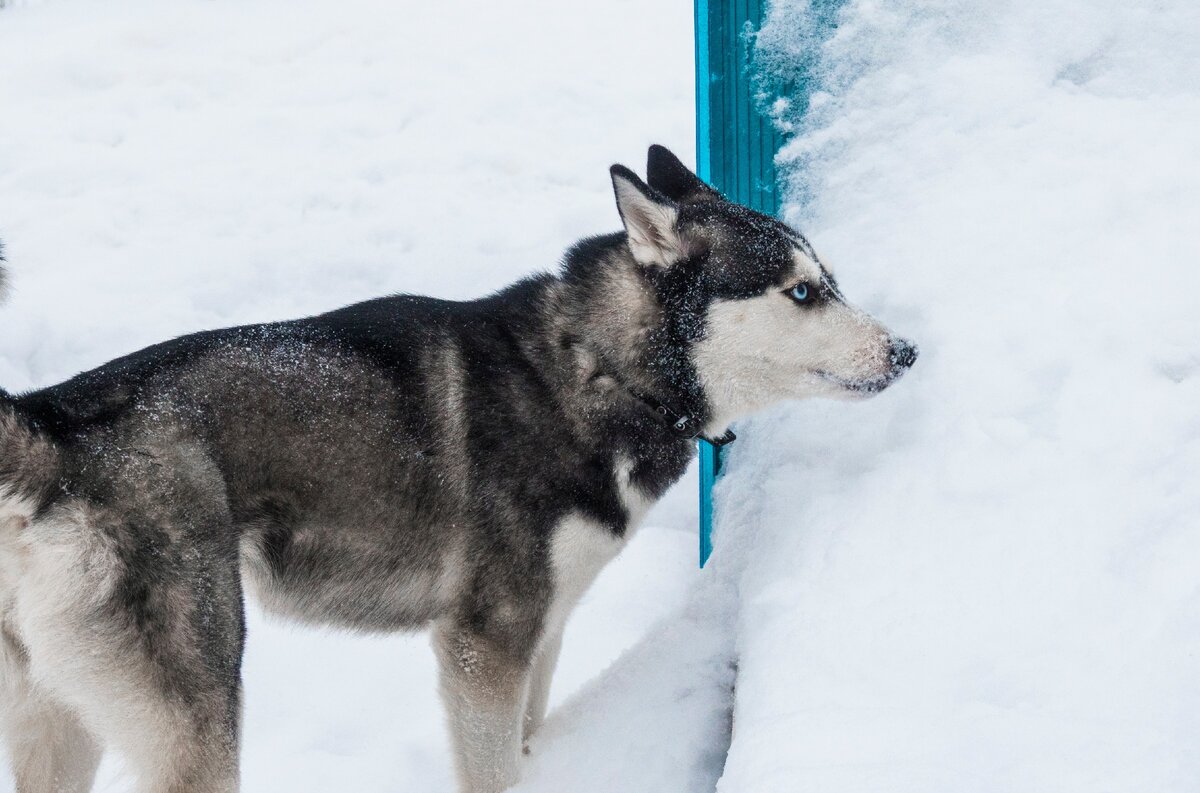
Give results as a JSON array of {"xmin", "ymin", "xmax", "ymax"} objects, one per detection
[{"xmin": 2, "ymin": 0, "xmax": 1199, "ymax": 791}]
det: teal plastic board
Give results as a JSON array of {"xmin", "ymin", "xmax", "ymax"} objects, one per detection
[{"xmin": 695, "ymin": 0, "xmax": 841, "ymax": 566}]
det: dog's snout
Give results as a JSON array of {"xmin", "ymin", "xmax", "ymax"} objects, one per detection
[{"xmin": 890, "ymin": 337, "xmax": 918, "ymax": 369}]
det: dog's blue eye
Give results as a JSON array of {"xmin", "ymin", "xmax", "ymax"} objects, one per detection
[{"xmin": 789, "ymin": 284, "xmax": 810, "ymax": 303}]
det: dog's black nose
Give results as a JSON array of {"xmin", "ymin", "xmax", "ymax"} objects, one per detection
[{"xmin": 890, "ymin": 337, "xmax": 919, "ymax": 369}]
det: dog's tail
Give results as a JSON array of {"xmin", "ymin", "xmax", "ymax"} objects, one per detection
[{"xmin": 1, "ymin": 390, "xmax": 60, "ymax": 522}]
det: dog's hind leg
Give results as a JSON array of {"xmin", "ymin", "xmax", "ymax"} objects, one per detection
[
  {"xmin": 433, "ymin": 619, "xmax": 532, "ymax": 793},
  {"xmin": 1, "ymin": 626, "xmax": 101, "ymax": 793},
  {"xmin": 13, "ymin": 505, "xmax": 245, "ymax": 793},
  {"xmin": 10, "ymin": 445, "xmax": 246, "ymax": 793}
]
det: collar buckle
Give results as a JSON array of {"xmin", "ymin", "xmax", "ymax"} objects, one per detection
[{"xmin": 634, "ymin": 389, "xmax": 736, "ymax": 447}]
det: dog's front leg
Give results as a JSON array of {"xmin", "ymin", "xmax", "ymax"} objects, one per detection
[
  {"xmin": 434, "ymin": 620, "xmax": 531, "ymax": 793},
  {"xmin": 522, "ymin": 627, "xmax": 562, "ymax": 749}
]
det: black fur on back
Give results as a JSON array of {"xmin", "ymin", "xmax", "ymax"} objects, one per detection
[{"xmin": 3, "ymin": 234, "xmax": 711, "ymax": 657}]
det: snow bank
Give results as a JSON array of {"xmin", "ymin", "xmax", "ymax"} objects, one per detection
[{"xmin": 716, "ymin": 1, "xmax": 1200, "ymax": 790}]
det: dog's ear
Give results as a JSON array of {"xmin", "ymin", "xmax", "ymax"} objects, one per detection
[
  {"xmin": 610, "ymin": 165, "xmax": 692, "ymax": 267},
  {"xmin": 646, "ymin": 145, "xmax": 720, "ymax": 204}
]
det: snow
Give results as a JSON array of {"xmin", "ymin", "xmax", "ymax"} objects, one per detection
[
  {"xmin": 4, "ymin": 0, "xmax": 1200, "ymax": 790},
  {"xmin": 716, "ymin": 1, "xmax": 1200, "ymax": 791}
]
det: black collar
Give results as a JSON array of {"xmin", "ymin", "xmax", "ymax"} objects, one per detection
[{"xmin": 630, "ymin": 390, "xmax": 737, "ymax": 447}]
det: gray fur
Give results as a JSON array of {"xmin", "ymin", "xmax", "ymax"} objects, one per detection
[{"xmin": 0, "ymin": 147, "xmax": 916, "ymax": 792}]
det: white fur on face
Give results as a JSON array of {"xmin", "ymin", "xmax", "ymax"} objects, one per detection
[{"xmin": 692, "ymin": 247, "xmax": 897, "ymax": 432}]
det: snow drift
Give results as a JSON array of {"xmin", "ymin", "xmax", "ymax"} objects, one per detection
[{"xmin": 715, "ymin": 1, "xmax": 1200, "ymax": 790}]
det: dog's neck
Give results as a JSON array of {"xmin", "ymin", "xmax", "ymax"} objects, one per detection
[{"xmin": 550, "ymin": 234, "xmax": 711, "ymax": 441}]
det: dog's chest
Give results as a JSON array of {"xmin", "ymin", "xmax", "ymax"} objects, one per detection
[{"xmin": 544, "ymin": 456, "xmax": 655, "ymax": 631}]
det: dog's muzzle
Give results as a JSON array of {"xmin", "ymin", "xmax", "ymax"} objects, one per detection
[{"xmin": 816, "ymin": 336, "xmax": 919, "ymax": 395}]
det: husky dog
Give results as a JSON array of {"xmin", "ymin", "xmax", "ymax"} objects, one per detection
[{"xmin": 0, "ymin": 146, "xmax": 916, "ymax": 793}]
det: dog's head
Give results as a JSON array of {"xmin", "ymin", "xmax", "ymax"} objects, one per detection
[{"xmin": 611, "ymin": 145, "xmax": 917, "ymax": 430}]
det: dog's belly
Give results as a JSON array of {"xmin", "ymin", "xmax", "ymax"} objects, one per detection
[
  {"xmin": 218, "ymin": 441, "xmax": 470, "ymax": 633},
  {"xmin": 238, "ymin": 514, "xmax": 468, "ymax": 633}
]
